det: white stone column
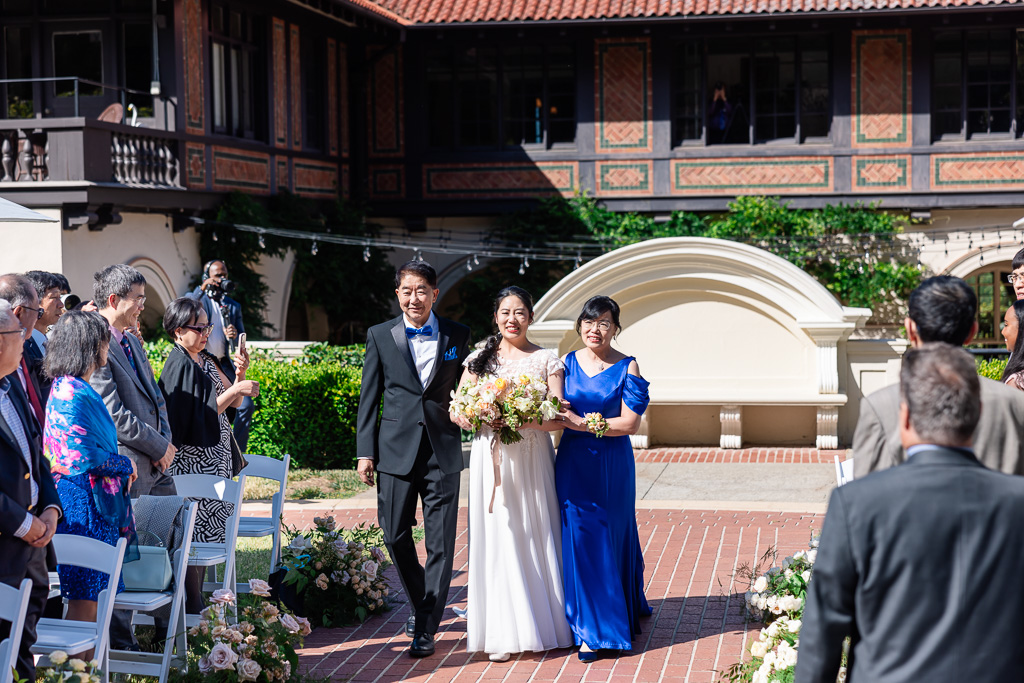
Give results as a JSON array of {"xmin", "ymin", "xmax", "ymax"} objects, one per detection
[
  {"xmin": 816, "ymin": 406, "xmax": 839, "ymax": 449},
  {"xmin": 719, "ymin": 405, "xmax": 743, "ymax": 449}
]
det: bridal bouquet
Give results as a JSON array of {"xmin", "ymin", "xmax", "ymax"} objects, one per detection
[{"xmin": 449, "ymin": 373, "xmax": 560, "ymax": 444}]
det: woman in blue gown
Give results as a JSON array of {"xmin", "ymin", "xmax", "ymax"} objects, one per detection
[{"xmin": 555, "ymin": 295, "xmax": 651, "ymax": 662}]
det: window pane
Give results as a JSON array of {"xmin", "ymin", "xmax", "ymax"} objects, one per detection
[
  {"xmin": 302, "ymin": 40, "xmax": 325, "ymax": 149},
  {"xmin": 754, "ymin": 37, "xmax": 796, "ymax": 141},
  {"xmin": 212, "ymin": 42, "xmax": 225, "ymax": 128},
  {"xmin": 53, "ymin": 31, "xmax": 103, "ymax": 96},
  {"xmin": 707, "ymin": 43, "xmax": 749, "ymax": 144},
  {"xmin": 4, "ymin": 26, "xmax": 33, "ymax": 118},
  {"xmin": 123, "ymin": 22, "xmax": 154, "ymax": 117},
  {"xmin": 426, "ymin": 48, "xmax": 454, "ymax": 148}
]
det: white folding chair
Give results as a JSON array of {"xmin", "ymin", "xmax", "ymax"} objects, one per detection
[
  {"xmin": 834, "ymin": 455, "xmax": 855, "ymax": 486},
  {"xmin": 171, "ymin": 474, "xmax": 245, "ymax": 621},
  {"xmin": 108, "ymin": 501, "xmax": 197, "ymax": 683},
  {"xmin": 236, "ymin": 453, "xmax": 290, "ymax": 585},
  {"xmin": 0, "ymin": 578, "xmax": 33, "ymax": 683},
  {"xmin": 33, "ymin": 536, "xmax": 128, "ymax": 683}
]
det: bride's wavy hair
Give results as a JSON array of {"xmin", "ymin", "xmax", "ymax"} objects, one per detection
[{"xmin": 468, "ymin": 285, "xmax": 535, "ymax": 376}]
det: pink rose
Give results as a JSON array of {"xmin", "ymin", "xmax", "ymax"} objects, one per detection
[
  {"xmin": 210, "ymin": 589, "xmax": 236, "ymax": 605},
  {"xmin": 279, "ymin": 613, "xmax": 301, "ymax": 633},
  {"xmin": 237, "ymin": 658, "xmax": 261, "ymax": 682},
  {"xmin": 198, "ymin": 656, "xmax": 213, "ymax": 675},
  {"xmin": 247, "ymin": 579, "xmax": 271, "ymax": 597},
  {"xmin": 208, "ymin": 642, "xmax": 237, "ymax": 671},
  {"xmin": 295, "ymin": 615, "xmax": 312, "ymax": 636}
]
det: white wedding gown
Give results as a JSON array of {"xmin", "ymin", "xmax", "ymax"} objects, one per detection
[{"xmin": 465, "ymin": 348, "xmax": 574, "ymax": 654}]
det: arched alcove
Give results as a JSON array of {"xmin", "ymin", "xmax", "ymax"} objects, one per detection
[
  {"xmin": 530, "ymin": 238, "xmax": 872, "ymax": 448},
  {"xmin": 129, "ymin": 256, "xmax": 177, "ymax": 337}
]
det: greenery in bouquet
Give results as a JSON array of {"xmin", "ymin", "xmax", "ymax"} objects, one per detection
[
  {"xmin": 448, "ymin": 373, "xmax": 560, "ymax": 445},
  {"xmin": 281, "ymin": 516, "xmax": 392, "ymax": 627},
  {"xmin": 173, "ymin": 585, "xmax": 310, "ymax": 683},
  {"xmin": 22, "ymin": 651, "xmax": 103, "ymax": 683}
]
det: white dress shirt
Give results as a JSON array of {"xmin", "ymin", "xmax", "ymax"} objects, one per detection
[
  {"xmin": 405, "ymin": 312, "xmax": 439, "ymax": 387},
  {"xmin": 30, "ymin": 329, "xmax": 47, "ymax": 357}
]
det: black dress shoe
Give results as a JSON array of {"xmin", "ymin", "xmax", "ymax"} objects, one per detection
[
  {"xmin": 409, "ymin": 632, "xmax": 435, "ymax": 658},
  {"xmin": 405, "ymin": 615, "xmax": 416, "ymax": 638}
]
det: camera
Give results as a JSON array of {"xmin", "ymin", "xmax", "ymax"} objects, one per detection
[{"xmin": 206, "ymin": 278, "xmax": 236, "ymax": 296}]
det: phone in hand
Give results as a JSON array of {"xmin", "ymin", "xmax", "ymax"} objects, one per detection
[{"xmin": 238, "ymin": 333, "xmax": 247, "ymax": 359}]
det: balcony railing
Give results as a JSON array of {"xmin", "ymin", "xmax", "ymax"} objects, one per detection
[{"xmin": 0, "ymin": 118, "xmax": 180, "ymax": 188}]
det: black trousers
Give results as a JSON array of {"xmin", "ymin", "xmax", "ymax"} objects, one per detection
[
  {"xmin": 0, "ymin": 544, "xmax": 49, "ymax": 681},
  {"xmin": 377, "ymin": 434, "xmax": 460, "ymax": 635}
]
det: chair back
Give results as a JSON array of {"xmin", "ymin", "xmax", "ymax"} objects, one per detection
[
  {"xmin": 239, "ymin": 453, "xmax": 290, "ymax": 567},
  {"xmin": 52, "ymin": 535, "xmax": 128, "ymax": 659},
  {"xmin": 0, "ymin": 578, "xmax": 32, "ymax": 683}
]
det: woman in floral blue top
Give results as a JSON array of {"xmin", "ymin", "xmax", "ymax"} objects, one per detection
[{"xmin": 45, "ymin": 310, "xmax": 137, "ymax": 626}]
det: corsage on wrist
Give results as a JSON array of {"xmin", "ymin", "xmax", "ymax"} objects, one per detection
[{"xmin": 584, "ymin": 412, "xmax": 609, "ymax": 438}]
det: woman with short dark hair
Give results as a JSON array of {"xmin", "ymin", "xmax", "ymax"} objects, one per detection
[{"xmin": 45, "ymin": 310, "xmax": 138, "ymax": 635}]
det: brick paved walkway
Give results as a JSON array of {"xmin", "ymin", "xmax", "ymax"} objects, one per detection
[
  {"xmin": 287, "ymin": 505, "xmax": 822, "ymax": 683},
  {"xmin": 633, "ymin": 447, "xmax": 847, "ymax": 464}
]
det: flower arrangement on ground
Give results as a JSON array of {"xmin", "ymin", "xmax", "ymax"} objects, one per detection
[
  {"xmin": 174, "ymin": 585, "xmax": 310, "ymax": 683},
  {"xmin": 721, "ymin": 537, "xmax": 846, "ymax": 683},
  {"xmin": 280, "ymin": 516, "xmax": 392, "ymax": 627},
  {"xmin": 24, "ymin": 651, "xmax": 102, "ymax": 683},
  {"xmin": 449, "ymin": 373, "xmax": 560, "ymax": 444}
]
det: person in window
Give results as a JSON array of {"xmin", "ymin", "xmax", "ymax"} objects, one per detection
[
  {"xmin": 45, "ymin": 310, "xmax": 138, "ymax": 645},
  {"xmin": 708, "ymin": 81, "xmax": 733, "ymax": 144}
]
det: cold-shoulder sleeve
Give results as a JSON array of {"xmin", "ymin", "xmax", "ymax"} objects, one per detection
[{"xmin": 622, "ymin": 372, "xmax": 651, "ymax": 415}]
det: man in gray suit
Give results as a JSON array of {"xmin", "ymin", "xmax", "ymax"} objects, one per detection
[
  {"xmin": 797, "ymin": 343, "xmax": 1024, "ymax": 682},
  {"xmin": 89, "ymin": 264, "xmax": 176, "ymax": 498},
  {"xmin": 852, "ymin": 275, "xmax": 1024, "ymax": 477}
]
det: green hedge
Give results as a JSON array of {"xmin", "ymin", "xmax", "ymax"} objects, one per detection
[{"xmin": 977, "ymin": 357, "xmax": 1008, "ymax": 381}]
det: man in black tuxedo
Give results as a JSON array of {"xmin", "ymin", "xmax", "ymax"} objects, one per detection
[
  {"xmin": 356, "ymin": 261, "xmax": 470, "ymax": 658},
  {"xmin": 796, "ymin": 343, "xmax": 1024, "ymax": 683},
  {"xmin": 0, "ymin": 299, "xmax": 61, "ymax": 681}
]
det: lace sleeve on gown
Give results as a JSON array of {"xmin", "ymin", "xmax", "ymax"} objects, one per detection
[{"xmin": 544, "ymin": 349, "xmax": 565, "ymax": 377}]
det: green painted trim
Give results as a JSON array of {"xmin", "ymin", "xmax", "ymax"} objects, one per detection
[
  {"xmin": 934, "ymin": 155, "xmax": 1024, "ymax": 186},
  {"xmin": 673, "ymin": 159, "xmax": 830, "ymax": 190},
  {"xmin": 425, "ymin": 164, "xmax": 576, "ymax": 195},
  {"xmin": 854, "ymin": 157, "xmax": 908, "ymax": 188},
  {"xmin": 186, "ymin": 147, "xmax": 205, "ymax": 184},
  {"xmin": 597, "ymin": 42, "xmax": 649, "ymax": 151},
  {"xmin": 854, "ymin": 34, "xmax": 909, "ymax": 145},
  {"xmin": 598, "ymin": 163, "xmax": 651, "ymax": 192}
]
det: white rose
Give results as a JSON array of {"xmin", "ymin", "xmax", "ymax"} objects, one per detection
[
  {"xmin": 69, "ymin": 659, "xmax": 87, "ymax": 672},
  {"xmin": 210, "ymin": 589, "xmax": 236, "ymax": 605},
  {"xmin": 48, "ymin": 651, "xmax": 68, "ymax": 666},
  {"xmin": 208, "ymin": 642, "xmax": 238, "ymax": 671},
  {"xmin": 763, "ymin": 651, "xmax": 776, "ymax": 670},
  {"xmin": 807, "ymin": 548, "xmax": 818, "ymax": 563},
  {"xmin": 778, "ymin": 642, "xmax": 799, "ymax": 669},
  {"xmin": 362, "ymin": 560, "xmax": 379, "ymax": 577},
  {"xmin": 787, "ymin": 619, "xmax": 802, "ymax": 633},
  {"xmin": 750, "ymin": 640, "xmax": 768, "ymax": 658},
  {"xmin": 198, "ymin": 656, "xmax": 213, "ymax": 675},
  {"xmin": 751, "ymin": 670, "xmax": 769, "ymax": 683},
  {"xmin": 778, "ymin": 595, "xmax": 803, "ymax": 612},
  {"xmin": 248, "ymin": 579, "xmax": 272, "ymax": 597},
  {"xmin": 237, "ymin": 658, "xmax": 262, "ymax": 682},
  {"xmin": 793, "ymin": 550, "xmax": 807, "ymax": 562},
  {"xmin": 753, "ymin": 576, "xmax": 769, "ymax": 593},
  {"xmin": 288, "ymin": 535, "xmax": 312, "ymax": 551},
  {"xmin": 279, "ymin": 613, "xmax": 301, "ymax": 633},
  {"xmin": 514, "ymin": 397, "xmax": 532, "ymax": 412},
  {"xmin": 539, "ymin": 401, "xmax": 557, "ymax": 420},
  {"xmin": 765, "ymin": 621, "xmax": 781, "ymax": 638},
  {"xmin": 296, "ymin": 615, "xmax": 313, "ymax": 636},
  {"xmin": 801, "ymin": 570, "xmax": 812, "ymax": 583}
]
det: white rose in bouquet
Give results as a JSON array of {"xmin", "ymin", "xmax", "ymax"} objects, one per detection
[
  {"xmin": 807, "ymin": 548, "xmax": 818, "ymax": 563},
  {"xmin": 208, "ymin": 642, "xmax": 238, "ymax": 671},
  {"xmin": 539, "ymin": 400, "xmax": 558, "ymax": 420},
  {"xmin": 750, "ymin": 640, "xmax": 769, "ymax": 658},
  {"xmin": 802, "ymin": 570, "xmax": 812, "ymax": 583},
  {"xmin": 753, "ymin": 575, "xmax": 769, "ymax": 593},
  {"xmin": 777, "ymin": 641, "xmax": 799, "ymax": 669},
  {"xmin": 787, "ymin": 618, "xmax": 802, "ymax": 633},
  {"xmin": 778, "ymin": 595, "xmax": 803, "ymax": 612}
]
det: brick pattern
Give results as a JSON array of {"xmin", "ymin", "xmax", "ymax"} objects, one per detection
[
  {"xmin": 185, "ymin": 142, "xmax": 206, "ymax": 189},
  {"xmin": 210, "ymin": 146, "xmax": 270, "ymax": 194},
  {"xmin": 339, "ymin": 42, "xmax": 350, "ymax": 159},
  {"xmin": 853, "ymin": 155, "xmax": 911, "ymax": 191},
  {"xmin": 595, "ymin": 38, "xmax": 653, "ymax": 154},
  {"xmin": 595, "ymin": 160, "xmax": 654, "ymax": 196},
  {"xmin": 671, "ymin": 157, "xmax": 833, "ymax": 194},
  {"xmin": 293, "ymin": 505, "xmax": 822, "ymax": 683},
  {"xmin": 422, "ymin": 162, "xmax": 579, "ymax": 199},
  {"xmin": 327, "ymin": 38, "xmax": 338, "ymax": 157},
  {"xmin": 368, "ymin": 46, "xmax": 404, "ymax": 157},
  {"xmin": 931, "ymin": 151, "xmax": 1024, "ymax": 190},
  {"xmin": 290, "ymin": 24, "xmax": 302, "ymax": 151},
  {"xmin": 635, "ymin": 447, "xmax": 847, "ymax": 464},
  {"xmin": 294, "ymin": 159, "xmax": 339, "ymax": 198},
  {"xmin": 183, "ymin": 0, "xmax": 204, "ymax": 135},
  {"xmin": 276, "ymin": 156, "xmax": 289, "ymax": 193},
  {"xmin": 272, "ymin": 19, "xmax": 288, "ymax": 148},
  {"xmin": 369, "ymin": 164, "xmax": 405, "ymax": 199},
  {"xmin": 851, "ymin": 31, "xmax": 911, "ymax": 148}
]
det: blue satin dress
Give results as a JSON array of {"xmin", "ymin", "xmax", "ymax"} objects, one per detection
[{"xmin": 555, "ymin": 352, "xmax": 651, "ymax": 651}]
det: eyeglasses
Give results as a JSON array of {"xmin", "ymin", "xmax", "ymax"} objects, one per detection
[
  {"xmin": 183, "ymin": 323, "xmax": 214, "ymax": 335},
  {"xmin": 1007, "ymin": 274, "xmax": 1024, "ymax": 284},
  {"xmin": 0, "ymin": 328, "xmax": 26, "ymax": 340},
  {"xmin": 16, "ymin": 305, "xmax": 43, "ymax": 320},
  {"xmin": 124, "ymin": 294, "xmax": 147, "ymax": 305},
  {"xmin": 580, "ymin": 319, "xmax": 613, "ymax": 332}
]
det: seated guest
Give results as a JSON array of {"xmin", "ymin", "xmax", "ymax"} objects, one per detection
[
  {"xmin": 1000, "ymin": 300, "xmax": 1024, "ymax": 390},
  {"xmin": 852, "ymin": 276, "xmax": 1024, "ymax": 476},
  {"xmin": 44, "ymin": 310, "xmax": 137, "ymax": 649},
  {"xmin": 158, "ymin": 296, "xmax": 257, "ymax": 612},
  {"xmin": 0, "ymin": 299, "xmax": 61, "ymax": 681},
  {"xmin": 796, "ymin": 343, "xmax": 1024, "ymax": 683},
  {"xmin": 24, "ymin": 270, "xmax": 64, "ymax": 356}
]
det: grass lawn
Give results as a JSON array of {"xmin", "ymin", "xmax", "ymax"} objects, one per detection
[{"xmin": 244, "ymin": 468, "xmax": 370, "ymax": 501}]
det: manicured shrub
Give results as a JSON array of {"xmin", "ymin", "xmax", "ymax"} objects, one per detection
[{"xmin": 977, "ymin": 357, "xmax": 1008, "ymax": 381}]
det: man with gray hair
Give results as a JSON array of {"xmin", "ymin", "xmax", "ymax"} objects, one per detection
[
  {"xmin": 796, "ymin": 343, "xmax": 1024, "ymax": 683},
  {"xmin": 0, "ymin": 298, "xmax": 61, "ymax": 681},
  {"xmin": 0, "ymin": 274, "xmax": 46, "ymax": 425}
]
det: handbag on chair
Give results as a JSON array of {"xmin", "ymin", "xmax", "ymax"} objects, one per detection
[{"xmin": 121, "ymin": 531, "xmax": 173, "ymax": 592}]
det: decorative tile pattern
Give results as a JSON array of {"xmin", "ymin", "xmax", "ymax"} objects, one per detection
[
  {"xmin": 327, "ymin": 38, "xmax": 338, "ymax": 157},
  {"xmin": 369, "ymin": 164, "xmax": 405, "ymax": 199},
  {"xmin": 851, "ymin": 31, "xmax": 911, "ymax": 148},
  {"xmin": 185, "ymin": 142, "xmax": 206, "ymax": 189},
  {"xmin": 273, "ymin": 18, "xmax": 288, "ymax": 148},
  {"xmin": 368, "ymin": 46, "xmax": 404, "ymax": 157},
  {"xmin": 594, "ymin": 38, "xmax": 652, "ymax": 154},
  {"xmin": 423, "ymin": 162, "xmax": 578, "ymax": 199},
  {"xmin": 634, "ymin": 447, "xmax": 845, "ymax": 464},
  {"xmin": 290, "ymin": 24, "xmax": 302, "ymax": 151},
  {"xmin": 294, "ymin": 159, "xmax": 338, "ymax": 198},
  {"xmin": 671, "ymin": 157, "xmax": 833, "ymax": 194},
  {"xmin": 183, "ymin": 0, "xmax": 204, "ymax": 135},
  {"xmin": 211, "ymin": 147, "xmax": 270, "ymax": 193},
  {"xmin": 276, "ymin": 156, "xmax": 289, "ymax": 193},
  {"xmin": 932, "ymin": 152, "xmax": 1024, "ymax": 190},
  {"xmin": 595, "ymin": 160, "xmax": 653, "ymax": 196},
  {"xmin": 853, "ymin": 155, "xmax": 911, "ymax": 191},
  {"xmin": 339, "ymin": 42, "xmax": 350, "ymax": 159}
]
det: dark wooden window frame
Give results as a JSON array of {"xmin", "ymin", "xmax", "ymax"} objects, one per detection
[{"xmin": 208, "ymin": 1, "xmax": 265, "ymax": 141}]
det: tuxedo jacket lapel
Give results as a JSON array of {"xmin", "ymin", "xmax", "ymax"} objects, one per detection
[
  {"xmin": 423, "ymin": 318, "xmax": 450, "ymax": 390},
  {"xmin": 390, "ymin": 317, "xmax": 421, "ymax": 382}
]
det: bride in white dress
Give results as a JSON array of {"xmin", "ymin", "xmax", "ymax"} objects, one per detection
[{"xmin": 450, "ymin": 285, "xmax": 574, "ymax": 661}]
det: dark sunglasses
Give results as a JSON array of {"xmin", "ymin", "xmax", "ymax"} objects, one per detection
[{"xmin": 182, "ymin": 323, "xmax": 214, "ymax": 335}]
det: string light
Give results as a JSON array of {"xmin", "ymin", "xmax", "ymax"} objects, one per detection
[
  {"xmin": 212, "ymin": 231, "xmax": 218, "ymax": 242},
  {"xmin": 466, "ymin": 257, "xmax": 473, "ymax": 271},
  {"xmin": 311, "ymin": 240, "xmax": 319, "ymax": 256},
  {"xmin": 258, "ymin": 234, "xmax": 266, "ymax": 249},
  {"xmin": 363, "ymin": 246, "xmax": 371, "ymax": 262},
  {"xmin": 473, "ymin": 254, "xmax": 480, "ymax": 265},
  {"xmin": 415, "ymin": 249, "xmax": 423, "ymax": 262}
]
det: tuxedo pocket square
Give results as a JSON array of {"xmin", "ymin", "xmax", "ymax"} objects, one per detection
[{"xmin": 444, "ymin": 346, "xmax": 458, "ymax": 361}]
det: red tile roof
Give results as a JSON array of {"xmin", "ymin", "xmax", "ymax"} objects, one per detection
[{"xmin": 359, "ymin": 0, "xmax": 1021, "ymax": 24}]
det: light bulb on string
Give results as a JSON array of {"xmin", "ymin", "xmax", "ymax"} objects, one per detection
[
  {"xmin": 473, "ymin": 254, "xmax": 479, "ymax": 265},
  {"xmin": 465, "ymin": 257, "xmax": 473, "ymax": 272},
  {"xmin": 518, "ymin": 258, "xmax": 526, "ymax": 275},
  {"xmin": 258, "ymin": 234, "xmax": 266, "ymax": 249},
  {"xmin": 363, "ymin": 246, "xmax": 371, "ymax": 262},
  {"xmin": 415, "ymin": 249, "xmax": 423, "ymax": 262},
  {"xmin": 524, "ymin": 254, "xmax": 530, "ymax": 268},
  {"xmin": 212, "ymin": 231, "xmax": 218, "ymax": 242},
  {"xmin": 311, "ymin": 241, "xmax": 319, "ymax": 256}
]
